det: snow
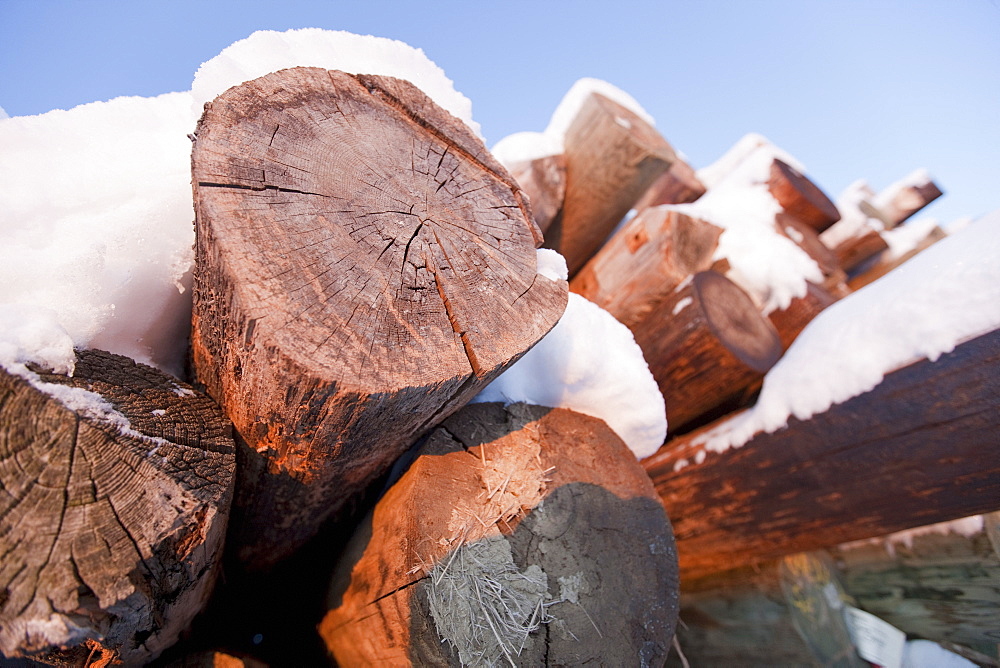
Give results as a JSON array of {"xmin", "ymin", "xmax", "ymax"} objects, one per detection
[
  {"xmin": 472, "ymin": 292, "xmax": 667, "ymax": 459},
  {"xmin": 0, "ymin": 105, "xmax": 8, "ymax": 119},
  {"xmin": 669, "ymin": 134, "xmax": 824, "ymax": 313},
  {"xmin": 535, "ymin": 248, "xmax": 569, "ymax": 282},
  {"xmin": 695, "ymin": 132, "xmax": 771, "ymax": 189},
  {"xmin": 822, "ymin": 179, "xmax": 883, "ymax": 249},
  {"xmin": 687, "ymin": 209, "xmax": 1000, "ymax": 457},
  {"xmin": 191, "ymin": 28, "xmax": 479, "ymax": 136},
  {"xmin": 872, "ymin": 168, "xmax": 933, "ymax": 210},
  {"xmin": 490, "ymin": 131, "xmax": 562, "ymax": 167},
  {"xmin": 882, "ymin": 217, "xmax": 942, "ymax": 261},
  {"xmin": 0, "ymin": 29, "xmax": 481, "ymax": 381}
]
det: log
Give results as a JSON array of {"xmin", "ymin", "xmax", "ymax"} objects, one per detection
[
  {"xmin": 775, "ymin": 212, "xmax": 848, "ymax": 294},
  {"xmin": 504, "ymin": 153, "xmax": 566, "ymax": 233},
  {"xmin": 874, "ymin": 171, "xmax": 944, "ymax": 228},
  {"xmin": 847, "ymin": 224, "xmax": 947, "ymax": 291},
  {"xmin": 831, "ymin": 223, "xmax": 890, "ymax": 274},
  {"xmin": 569, "ymin": 207, "xmax": 722, "ymax": 329},
  {"xmin": 830, "ymin": 512, "xmax": 1000, "ymax": 661},
  {"xmin": 320, "ymin": 402, "xmax": 680, "ymax": 666},
  {"xmin": 767, "ymin": 159, "xmax": 841, "ymax": 232},
  {"xmin": 190, "ymin": 68, "xmax": 567, "ymax": 569},
  {"xmin": 767, "ymin": 280, "xmax": 839, "ymax": 351},
  {"xmin": 642, "ymin": 327, "xmax": 1000, "ymax": 580},
  {"xmin": 633, "ymin": 157, "xmax": 707, "ymax": 209},
  {"xmin": 631, "ymin": 271, "xmax": 783, "ymax": 434},
  {"xmin": 545, "ymin": 92, "xmax": 676, "ymax": 277},
  {"xmin": 0, "ymin": 349, "xmax": 235, "ymax": 665}
]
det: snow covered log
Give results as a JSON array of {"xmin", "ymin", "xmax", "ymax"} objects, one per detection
[
  {"xmin": 774, "ymin": 213, "xmax": 849, "ymax": 295},
  {"xmin": 190, "ymin": 67, "xmax": 567, "ymax": 570},
  {"xmin": 632, "ymin": 270, "xmax": 783, "ymax": 434},
  {"xmin": 767, "ymin": 158, "xmax": 841, "ymax": 232},
  {"xmin": 767, "ymin": 281, "xmax": 839, "ymax": 351},
  {"xmin": 633, "ymin": 157, "xmax": 707, "ymax": 209},
  {"xmin": 831, "ymin": 223, "xmax": 890, "ymax": 273},
  {"xmin": 546, "ymin": 91, "xmax": 677, "ymax": 277},
  {"xmin": 873, "ymin": 170, "xmax": 944, "ymax": 229},
  {"xmin": 847, "ymin": 223, "xmax": 947, "ymax": 291},
  {"xmin": 569, "ymin": 207, "xmax": 722, "ymax": 329},
  {"xmin": 643, "ymin": 327, "xmax": 1000, "ymax": 580},
  {"xmin": 320, "ymin": 402, "xmax": 679, "ymax": 667},
  {"xmin": 0, "ymin": 349, "xmax": 234, "ymax": 665},
  {"xmin": 504, "ymin": 153, "xmax": 566, "ymax": 233}
]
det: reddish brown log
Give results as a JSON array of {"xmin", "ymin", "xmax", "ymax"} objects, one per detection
[
  {"xmin": 631, "ymin": 271, "xmax": 783, "ymax": 434},
  {"xmin": 832, "ymin": 225, "xmax": 890, "ymax": 273},
  {"xmin": 505, "ymin": 153, "xmax": 566, "ymax": 233},
  {"xmin": 642, "ymin": 328, "xmax": 1000, "ymax": 580},
  {"xmin": 767, "ymin": 159, "xmax": 841, "ymax": 232},
  {"xmin": 570, "ymin": 208, "xmax": 722, "ymax": 329},
  {"xmin": 190, "ymin": 67, "xmax": 567, "ymax": 569},
  {"xmin": 848, "ymin": 224, "xmax": 947, "ymax": 291},
  {"xmin": 0, "ymin": 350, "xmax": 234, "ymax": 664},
  {"xmin": 775, "ymin": 213, "xmax": 850, "ymax": 295},
  {"xmin": 545, "ymin": 92, "xmax": 676, "ymax": 276},
  {"xmin": 767, "ymin": 281, "xmax": 839, "ymax": 351},
  {"xmin": 876, "ymin": 174, "xmax": 944, "ymax": 228},
  {"xmin": 320, "ymin": 402, "xmax": 679, "ymax": 667},
  {"xmin": 634, "ymin": 157, "xmax": 707, "ymax": 208}
]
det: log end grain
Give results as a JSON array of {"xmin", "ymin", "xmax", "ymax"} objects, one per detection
[{"xmin": 768, "ymin": 159, "xmax": 841, "ymax": 232}]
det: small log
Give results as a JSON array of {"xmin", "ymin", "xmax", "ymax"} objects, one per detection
[
  {"xmin": 767, "ymin": 280, "xmax": 839, "ymax": 351},
  {"xmin": 505, "ymin": 153, "xmax": 566, "ymax": 233},
  {"xmin": 546, "ymin": 92, "xmax": 677, "ymax": 276},
  {"xmin": 633, "ymin": 157, "xmax": 707, "ymax": 209},
  {"xmin": 767, "ymin": 159, "xmax": 841, "ymax": 232},
  {"xmin": 569, "ymin": 207, "xmax": 722, "ymax": 329},
  {"xmin": 320, "ymin": 402, "xmax": 679, "ymax": 667},
  {"xmin": 831, "ymin": 223, "xmax": 890, "ymax": 273},
  {"xmin": 643, "ymin": 327, "xmax": 1000, "ymax": 580},
  {"xmin": 874, "ymin": 172, "xmax": 944, "ymax": 228},
  {"xmin": 631, "ymin": 271, "xmax": 783, "ymax": 434},
  {"xmin": 191, "ymin": 68, "xmax": 567, "ymax": 569},
  {"xmin": 848, "ymin": 224, "xmax": 947, "ymax": 290},
  {"xmin": 0, "ymin": 350, "xmax": 235, "ymax": 665}
]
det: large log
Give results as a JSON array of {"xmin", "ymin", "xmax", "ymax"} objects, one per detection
[
  {"xmin": 504, "ymin": 153, "xmax": 566, "ymax": 233},
  {"xmin": 320, "ymin": 402, "xmax": 679, "ymax": 666},
  {"xmin": 0, "ymin": 350, "xmax": 234, "ymax": 665},
  {"xmin": 569, "ymin": 207, "xmax": 722, "ymax": 329},
  {"xmin": 642, "ymin": 327, "xmax": 1000, "ymax": 580},
  {"xmin": 545, "ymin": 92, "xmax": 676, "ymax": 276},
  {"xmin": 632, "ymin": 271, "xmax": 783, "ymax": 434},
  {"xmin": 190, "ymin": 68, "xmax": 567, "ymax": 569}
]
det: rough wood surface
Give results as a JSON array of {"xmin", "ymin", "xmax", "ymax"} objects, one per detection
[
  {"xmin": 831, "ymin": 225, "xmax": 890, "ymax": 273},
  {"xmin": 767, "ymin": 159, "xmax": 841, "ymax": 232},
  {"xmin": 831, "ymin": 512, "xmax": 1000, "ymax": 661},
  {"xmin": 767, "ymin": 280, "xmax": 839, "ymax": 351},
  {"xmin": 320, "ymin": 402, "xmax": 679, "ymax": 667},
  {"xmin": 505, "ymin": 154, "xmax": 566, "ymax": 233},
  {"xmin": 634, "ymin": 158, "xmax": 707, "ymax": 209},
  {"xmin": 569, "ymin": 207, "xmax": 722, "ymax": 330},
  {"xmin": 876, "ymin": 175, "xmax": 944, "ymax": 228},
  {"xmin": 545, "ymin": 92, "xmax": 676, "ymax": 277},
  {"xmin": 643, "ymin": 327, "xmax": 1000, "ymax": 580},
  {"xmin": 0, "ymin": 350, "xmax": 234, "ymax": 665},
  {"xmin": 631, "ymin": 271, "xmax": 783, "ymax": 434},
  {"xmin": 190, "ymin": 67, "xmax": 567, "ymax": 569}
]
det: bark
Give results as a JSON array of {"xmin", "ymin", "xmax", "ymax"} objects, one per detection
[
  {"xmin": 767, "ymin": 159, "xmax": 841, "ymax": 232},
  {"xmin": 320, "ymin": 402, "xmax": 679, "ymax": 667},
  {"xmin": 847, "ymin": 224, "xmax": 946, "ymax": 290},
  {"xmin": 831, "ymin": 225, "xmax": 890, "ymax": 274},
  {"xmin": 569, "ymin": 207, "xmax": 722, "ymax": 330},
  {"xmin": 642, "ymin": 328, "xmax": 1000, "ymax": 580},
  {"xmin": 632, "ymin": 271, "xmax": 783, "ymax": 434},
  {"xmin": 545, "ymin": 92, "xmax": 676, "ymax": 277},
  {"xmin": 767, "ymin": 280, "xmax": 839, "ymax": 351},
  {"xmin": 0, "ymin": 350, "xmax": 234, "ymax": 665},
  {"xmin": 876, "ymin": 175, "xmax": 944, "ymax": 229},
  {"xmin": 775, "ymin": 212, "xmax": 849, "ymax": 296},
  {"xmin": 634, "ymin": 157, "xmax": 707, "ymax": 209},
  {"xmin": 190, "ymin": 67, "xmax": 567, "ymax": 570},
  {"xmin": 505, "ymin": 153, "xmax": 566, "ymax": 233}
]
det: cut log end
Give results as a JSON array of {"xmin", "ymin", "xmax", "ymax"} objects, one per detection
[
  {"xmin": 695, "ymin": 271, "xmax": 783, "ymax": 373},
  {"xmin": 768, "ymin": 159, "xmax": 841, "ymax": 232}
]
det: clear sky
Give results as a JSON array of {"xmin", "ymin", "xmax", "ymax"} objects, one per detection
[{"xmin": 2, "ymin": 0, "xmax": 998, "ymax": 223}]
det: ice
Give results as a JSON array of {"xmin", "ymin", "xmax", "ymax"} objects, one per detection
[{"xmin": 472, "ymin": 292, "xmax": 667, "ymax": 459}]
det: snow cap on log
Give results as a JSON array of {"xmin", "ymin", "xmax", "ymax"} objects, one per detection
[
  {"xmin": 0, "ymin": 349, "xmax": 234, "ymax": 664},
  {"xmin": 320, "ymin": 402, "xmax": 679, "ymax": 666},
  {"xmin": 191, "ymin": 67, "xmax": 567, "ymax": 569}
]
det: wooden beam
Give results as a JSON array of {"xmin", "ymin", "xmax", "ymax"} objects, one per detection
[{"xmin": 643, "ymin": 328, "xmax": 1000, "ymax": 580}]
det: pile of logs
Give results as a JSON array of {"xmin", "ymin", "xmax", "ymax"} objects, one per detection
[{"xmin": 1, "ymin": 66, "xmax": 994, "ymax": 668}]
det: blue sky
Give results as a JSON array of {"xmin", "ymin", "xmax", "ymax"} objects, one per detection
[{"xmin": 2, "ymin": 0, "xmax": 998, "ymax": 223}]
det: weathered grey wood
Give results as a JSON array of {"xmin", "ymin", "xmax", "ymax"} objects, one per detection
[
  {"xmin": 191, "ymin": 67, "xmax": 567, "ymax": 570},
  {"xmin": 643, "ymin": 328, "xmax": 1000, "ymax": 580},
  {"xmin": 0, "ymin": 349, "xmax": 235, "ymax": 665},
  {"xmin": 321, "ymin": 403, "xmax": 679, "ymax": 667},
  {"xmin": 545, "ymin": 92, "xmax": 676, "ymax": 276}
]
